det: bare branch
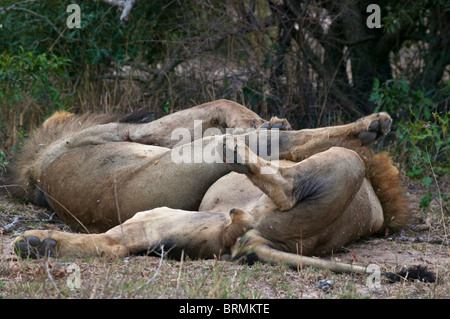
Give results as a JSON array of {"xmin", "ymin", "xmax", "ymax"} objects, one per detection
[
  {"xmin": 0, "ymin": 1, "xmax": 65, "ymax": 38},
  {"xmin": 43, "ymin": 260, "xmax": 61, "ymax": 296},
  {"xmin": 99, "ymin": 0, "xmax": 138, "ymax": 26},
  {"xmin": 132, "ymin": 244, "xmax": 165, "ymax": 292},
  {"xmin": 301, "ymin": 43, "xmax": 363, "ymax": 116},
  {"xmin": 0, "ymin": 0, "xmax": 38, "ymax": 14},
  {"xmin": 0, "ymin": 216, "xmax": 20, "ymax": 234}
]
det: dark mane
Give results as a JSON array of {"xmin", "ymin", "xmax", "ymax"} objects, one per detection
[{"xmin": 356, "ymin": 147, "xmax": 410, "ymax": 234}]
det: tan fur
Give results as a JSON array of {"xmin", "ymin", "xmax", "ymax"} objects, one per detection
[
  {"xmin": 4, "ymin": 100, "xmax": 265, "ymax": 219},
  {"xmin": 9, "ymin": 101, "xmax": 409, "ymax": 273}
]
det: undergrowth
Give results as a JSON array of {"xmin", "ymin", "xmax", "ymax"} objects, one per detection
[
  {"xmin": 370, "ymin": 78, "xmax": 449, "ymax": 214},
  {"xmin": 0, "ymin": 48, "xmax": 70, "ymax": 152}
]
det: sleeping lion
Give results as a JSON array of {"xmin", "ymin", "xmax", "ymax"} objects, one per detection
[{"xmin": 6, "ymin": 100, "xmax": 411, "ymax": 275}]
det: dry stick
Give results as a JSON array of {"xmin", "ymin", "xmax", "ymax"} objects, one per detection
[
  {"xmin": 101, "ymin": 264, "xmax": 113, "ymax": 298},
  {"xmin": 317, "ymin": 52, "xmax": 347, "ymax": 125},
  {"xmin": 32, "ymin": 185, "xmax": 110, "ymax": 259},
  {"xmin": 89, "ymin": 277, "xmax": 101, "ymax": 299},
  {"xmin": 0, "ymin": 184, "xmax": 27, "ymax": 192},
  {"xmin": 0, "ymin": 212, "xmax": 56, "ymax": 234},
  {"xmin": 0, "ymin": 184, "xmax": 28, "ymax": 203},
  {"xmin": 426, "ymin": 148, "xmax": 450, "ymax": 256},
  {"xmin": 1, "ymin": 4, "xmax": 65, "ymax": 39},
  {"xmin": 176, "ymin": 249, "xmax": 185, "ymax": 296},
  {"xmin": 41, "ymin": 258, "xmax": 61, "ymax": 297},
  {"xmin": 34, "ymin": 184, "xmax": 90, "ymax": 233},
  {"xmin": 132, "ymin": 244, "xmax": 165, "ymax": 292},
  {"xmin": 0, "ymin": 216, "xmax": 20, "ymax": 234}
]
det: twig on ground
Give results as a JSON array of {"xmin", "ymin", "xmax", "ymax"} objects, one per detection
[
  {"xmin": 0, "ymin": 216, "xmax": 20, "ymax": 234},
  {"xmin": 45, "ymin": 260, "xmax": 61, "ymax": 295},
  {"xmin": 132, "ymin": 244, "xmax": 165, "ymax": 292},
  {"xmin": 176, "ymin": 249, "xmax": 185, "ymax": 294}
]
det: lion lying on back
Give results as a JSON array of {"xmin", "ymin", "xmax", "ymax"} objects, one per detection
[{"xmin": 6, "ymin": 100, "xmax": 409, "ymax": 274}]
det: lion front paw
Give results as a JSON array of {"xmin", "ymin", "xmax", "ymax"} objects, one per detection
[
  {"xmin": 218, "ymin": 136, "xmax": 255, "ymax": 174},
  {"xmin": 355, "ymin": 112, "xmax": 392, "ymax": 146},
  {"xmin": 14, "ymin": 231, "xmax": 57, "ymax": 259}
]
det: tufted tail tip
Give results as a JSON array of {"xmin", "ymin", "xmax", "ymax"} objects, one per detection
[{"xmin": 383, "ymin": 265, "xmax": 436, "ymax": 283}]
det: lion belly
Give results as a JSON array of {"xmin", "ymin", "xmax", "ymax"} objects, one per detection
[{"xmin": 199, "ymin": 172, "xmax": 262, "ymax": 213}]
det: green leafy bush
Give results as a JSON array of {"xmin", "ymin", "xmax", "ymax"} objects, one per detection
[
  {"xmin": 370, "ymin": 78, "xmax": 449, "ymax": 212},
  {"xmin": 0, "ymin": 48, "xmax": 70, "ymax": 150}
]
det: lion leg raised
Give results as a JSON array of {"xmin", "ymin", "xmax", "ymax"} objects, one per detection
[
  {"xmin": 220, "ymin": 136, "xmax": 296, "ymax": 211},
  {"xmin": 220, "ymin": 136, "xmax": 366, "ymax": 213},
  {"xmin": 277, "ymin": 112, "xmax": 392, "ymax": 161},
  {"xmin": 220, "ymin": 138, "xmax": 383, "ymax": 256},
  {"xmin": 127, "ymin": 99, "xmax": 283, "ymax": 148},
  {"xmin": 55, "ymin": 100, "xmax": 289, "ymax": 152}
]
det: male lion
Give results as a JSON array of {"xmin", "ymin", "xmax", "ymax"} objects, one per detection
[{"xmin": 6, "ymin": 100, "xmax": 410, "ymax": 275}]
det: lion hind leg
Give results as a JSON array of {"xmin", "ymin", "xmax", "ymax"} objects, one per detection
[
  {"xmin": 219, "ymin": 136, "xmax": 296, "ymax": 211},
  {"xmin": 219, "ymin": 136, "xmax": 366, "ymax": 214},
  {"xmin": 280, "ymin": 112, "xmax": 393, "ymax": 162}
]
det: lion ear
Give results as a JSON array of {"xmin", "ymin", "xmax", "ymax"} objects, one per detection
[
  {"xmin": 222, "ymin": 208, "xmax": 253, "ymax": 247},
  {"xmin": 43, "ymin": 111, "xmax": 74, "ymax": 129},
  {"xmin": 229, "ymin": 208, "xmax": 248, "ymax": 223}
]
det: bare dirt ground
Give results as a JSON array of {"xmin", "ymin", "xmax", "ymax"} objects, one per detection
[{"xmin": 0, "ymin": 179, "xmax": 448, "ymax": 299}]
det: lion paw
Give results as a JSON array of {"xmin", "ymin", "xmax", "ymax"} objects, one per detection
[
  {"xmin": 259, "ymin": 117, "xmax": 292, "ymax": 131},
  {"xmin": 217, "ymin": 136, "xmax": 254, "ymax": 174},
  {"xmin": 14, "ymin": 233, "xmax": 57, "ymax": 259},
  {"xmin": 355, "ymin": 112, "xmax": 392, "ymax": 146},
  {"xmin": 230, "ymin": 231, "xmax": 261, "ymax": 265}
]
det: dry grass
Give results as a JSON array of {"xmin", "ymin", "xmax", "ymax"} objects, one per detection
[{"xmin": 0, "ymin": 179, "xmax": 449, "ymax": 300}]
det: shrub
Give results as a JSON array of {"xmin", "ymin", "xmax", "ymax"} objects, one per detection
[
  {"xmin": 370, "ymin": 78, "xmax": 449, "ymax": 212},
  {"xmin": 0, "ymin": 48, "xmax": 70, "ymax": 151}
]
